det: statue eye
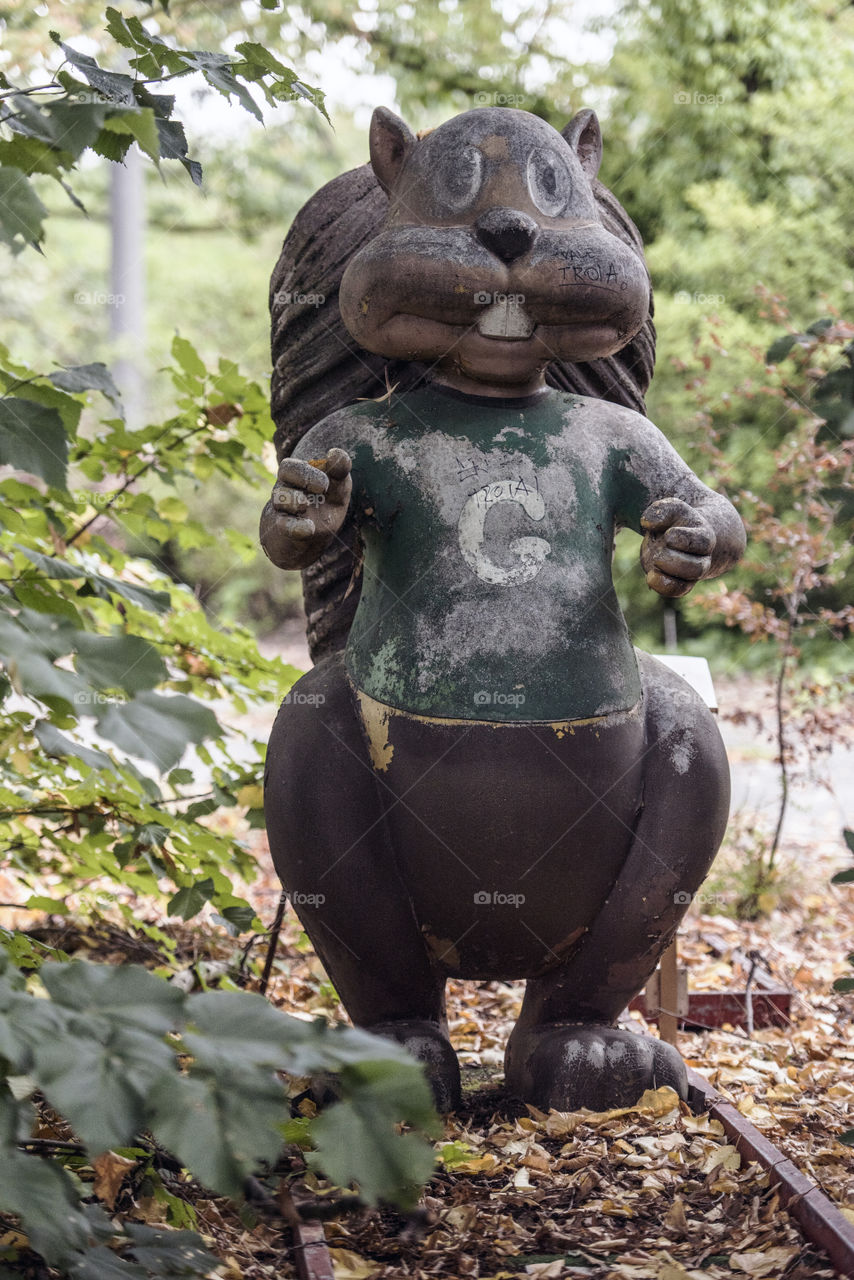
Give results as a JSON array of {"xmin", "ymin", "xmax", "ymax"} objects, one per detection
[
  {"xmin": 436, "ymin": 144, "xmax": 484, "ymax": 212},
  {"xmin": 527, "ymin": 147, "xmax": 570, "ymax": 217}
]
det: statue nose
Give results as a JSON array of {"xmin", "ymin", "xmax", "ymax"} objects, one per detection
[{"xmin": 474, "ymin": 207, "xmax": 538, "ymax": 263}]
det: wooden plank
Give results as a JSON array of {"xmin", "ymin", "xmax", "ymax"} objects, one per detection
[
  {"xmin": 657, "ymin": 940, "xmax": 680, "ymax": 1046},
  {"xmin": 630, "ymin": 988, "xmax": 791, "ymax": 1030},
  {"xmin": 291, "ymin": 1220, "xmax": 336, "ymax": 1280}
]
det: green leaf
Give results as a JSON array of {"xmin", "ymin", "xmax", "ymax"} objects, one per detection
[
  {"xmin": 220, "ymin": 904, "xmax": 257, "ymax": 932},
  {"xmin": 839, "ymin": 1128, "xmax": 854, "ymax": 1146},
  {"xmin": 102, "ymin": 109, "xmax": 162, "ymax": 165},
  {"xmin": 91, "ymin": 128, "xmax": 133, "ymax": 164},
  {"xmin": 765, "ymin": 334, "xmax": 801, "ymax": 364},
  {"xmin": 180, "ymin": 52, "xmax": 263, "ymax": 121},
  {"xmin": 74, "ymin": 632, "xmax": 167, "ymax": 693},
  {"xmin": 7, "ymin": 646, "xmax": 90, "ymax": 708},
  {"xmin": 124, "ymin": 1223, "xmax": 215, "ymax": 1277},
  {"xmin": 50, "ymin": 362, "xmax": 124, "ymax": 418},
  {"xmin": 154, "ymin": 118, "xmax": 202, "ymax": 185},
  {"xmin": 833, "ymin": 976, "xmax": 854, "ymax": 992},
  {"xmin": 50, "ymin": 36, "xmax": 136, "ymax": 105},
  {"xmin": 15, "ymin": 548, "xmax": 171, "ymax": 613},
  {"xmin": 27, "ymin": 964, "xmax": 185, "ymax": 1152},
  {"xmin": 25, "ymin": 895, "xmax": 71, "ymax": 915},
  {"xmin": 309, "ymin": 1059, "xmax": 437, "ymax": 1208},
  {"xmin": 35, "ymin": 719, "xmax": 115, "ymax": 772},
  {"xmin": 233, "ymin": 41, "xmax": 292, "ymax": 76},
  {"xmin": 96, "ymin": 691, "xmax": 220, "ymax": 770},
  {"xmin": 40, "ymin": 960, "xmax": 185, "ymax": 1034},
  {"xmin": 0, "ymin": 398, "xmax": 67, "ymax": 487},
  {"xmin": 149, "ymin": 1065, "xmax": 286, "ymax": 1197},
  {"xmin": 171, "ymin": 335, "xmax": 207, "ymax": 380},
  {"xmin": 68, "ymin": 1248, "xmax": 147, "ymax": 1279},
  {"xmin": 183, "ymin": 988, "xmax": 299, "ymax": 1071},
  {"xmin": 0, "ymin": 168, "xmax": 47, "ymax": 253},
  {"xmin": 0, "ymin": 1152, "xmax": 90, "ymax": 1265},
  {"xmin": 844, "ymin": 829, "xmax": 854, "ymax": 855},
  {"xmin": 168, "ymin": 877, "xmax": 215, "ymax": 921},
  {"xmin": 831, "ymin": 867, "xmax": 854, "ymax": 885}
]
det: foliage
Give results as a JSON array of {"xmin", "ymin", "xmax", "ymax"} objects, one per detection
[
  {"xmin": 0, "ymin": 335, "xmax": 291, "ymax": 935},
  {"xmin": 0, "ymin": 3, "xmax": 328, "ymax": 253},
  {"xmin": 596, "ymin": 0, "xmax": 854, "ymax": 653},
  {"xmin": 682, "ymin": 314, "xmax": 854, "ymax": 915},
  {"xmin": 0, "ymin": 956, "xmax": 437, "ymax": 1274},
  {"xmin": 0, "ymin": 5, "xmax": 439, "ymax": 1271}
]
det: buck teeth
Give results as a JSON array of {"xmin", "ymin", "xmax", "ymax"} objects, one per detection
[{"xmin": 477, "ymin": 300, "xmax": 535, "ymax": 340}]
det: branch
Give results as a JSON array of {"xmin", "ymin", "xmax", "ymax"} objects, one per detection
[{"xmin": 65, "ymin": 422, "xmax": 209, "ymax": 548}]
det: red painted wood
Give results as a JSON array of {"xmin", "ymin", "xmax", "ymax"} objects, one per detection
[{"xmin": 630, "ymin": 988, "xmax": 791, "ymax": 1030}]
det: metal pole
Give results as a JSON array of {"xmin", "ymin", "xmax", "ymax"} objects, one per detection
[{"xmin": 109, "ymin": 144, "xmax": 146, "ymax": 427}]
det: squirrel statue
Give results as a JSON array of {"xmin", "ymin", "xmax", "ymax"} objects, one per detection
[{"xmin": 261, "ymin": 105, "xmax": 746, "ymax": 1113}]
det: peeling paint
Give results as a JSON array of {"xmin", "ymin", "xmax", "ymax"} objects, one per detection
[
  {"xmin": 355, "ymin": 688, "xmax": 395, "ymax": 771},
  {"xmin": 423, "ymin": 928, "xmax": 461, "ymax": 969}
]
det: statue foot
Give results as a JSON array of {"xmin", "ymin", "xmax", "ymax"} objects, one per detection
[
  {"xmin": 368, "ymin": 1019, "xmax": 461, "ymax": 1113},
  {"xmin": 505, "ymin": 1023, "xmax": 688, "ymax": 1112}
]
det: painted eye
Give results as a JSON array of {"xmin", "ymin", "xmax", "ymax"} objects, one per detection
[
  {"xmin": 527, "ymin": 147, "xmax": 570, "ymax": 217},
  {"xmin": 436, "ymin": 144, "xmax": 484, "ymax": 212}
]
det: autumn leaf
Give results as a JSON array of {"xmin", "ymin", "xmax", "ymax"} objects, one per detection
[{"xmin": 92, "ymin": 1150, "xmax": 138, "ymax": 1209}]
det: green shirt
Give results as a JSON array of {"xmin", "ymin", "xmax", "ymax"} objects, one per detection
[{"xmin": 295, "ymin": 383, "xmax": 712, "ymax": 721}]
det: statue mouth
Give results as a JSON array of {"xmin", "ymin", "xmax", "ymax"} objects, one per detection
[{"xmin": 476, "ymin": 299, "xmax": 536, "ymax": 341}]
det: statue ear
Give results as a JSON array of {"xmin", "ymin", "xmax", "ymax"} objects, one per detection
[
  {"xmin": 369, "ymin": 106, "xmax": 417, "ymax": 195},
  {"xmin": 561, "ymin": 109, "xmax": 603, "ymax": 180}
]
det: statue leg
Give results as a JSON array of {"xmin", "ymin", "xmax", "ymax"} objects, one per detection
[
  {"xmin": 264, "ymin": 653, "xmax": 460, "ymax": 1110},
  {"xmin": 505, "ymin": 653, "xmax": 731, "ymax": 1111}
]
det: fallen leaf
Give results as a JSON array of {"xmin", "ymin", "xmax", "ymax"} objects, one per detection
[
  {"xmin": 450, "ymin": 1151, "xmax": 500, "ymax": 1175},
  {"xmin": 92, "ymin": 1150, "xmax": 137, "ymax": 1209},
  {"xmin": 329, "ymin": 1247, "xmax": 381, "ymax": 1279},
  {"xmin": 664, "ymin": 1195, "xmax": 690, "ymax": 1236},
  {"xmin": 728, "ymin": 1246, "xmax": 798, "ymax": 1274},
  {"xmin": 701, "ymin": 1143, "xmax": 741, "ymax": 1174},
  {"xmin": 656, "ymin": 1259, "xmax": 692, "ymax": 1279}
]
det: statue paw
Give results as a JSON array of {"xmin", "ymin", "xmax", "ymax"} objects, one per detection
[
  {"xmin": 368, "ymin": 1019, "xmax": 461, "ymax": 1113},
  {"xmin": 505, "ymin": 1023, "xmax": 687, "ymax": 1112}
]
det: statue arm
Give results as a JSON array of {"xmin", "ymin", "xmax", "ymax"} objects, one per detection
[
  {"xmin": 260, "ymin": 415, "xmax": 357, "ymax": 571},
  {"xmin": 614, "ymin": 414, "xmax": 746, "ymax": 597}
]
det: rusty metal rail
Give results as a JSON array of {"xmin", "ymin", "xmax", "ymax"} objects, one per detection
[
  {"xmin": 291, "ymin": 1218, "xmax": 335, "ymax": 1280},
  {"xmin": 687, "ymin": 1068, "xmax": 854, "ymax": 1278}
]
